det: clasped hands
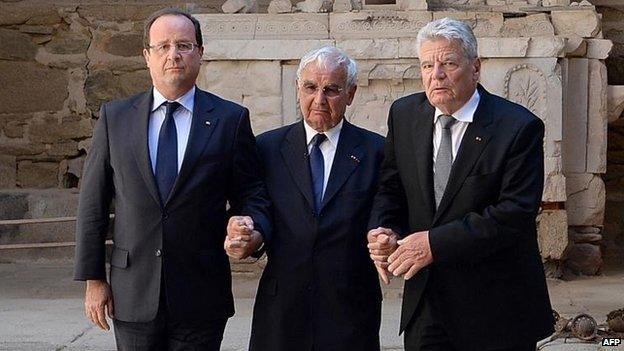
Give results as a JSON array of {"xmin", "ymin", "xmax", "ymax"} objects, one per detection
[
  {"xmin": 367, "ymin": 227, "xmax": 433, "ymax": 284},
  {"xmin": 224, "ymin": 215, "xmax": 263, "ymax": 259}
]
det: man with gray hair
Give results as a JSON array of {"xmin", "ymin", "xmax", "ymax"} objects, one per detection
[
  {"xmin": 224, "ymin": 45, "xmax": 385, "ymax": 350},
  {"xmin": 367, "ymin": 18, "xmax": 554, "ymax": 350}
]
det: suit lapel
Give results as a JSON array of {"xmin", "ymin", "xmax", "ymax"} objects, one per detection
[
  {"xmin": 411, "ymin": 99, "xmax": 436, "ymax": 222},
  {"xmin": 166, "ymin": 89, "xmax": 219, "ymax": 205},
  {"xmin": 280, "ymin": 122, "xmax": 315, "ymax": 212},
  {"xmin": 321, "ymin": 121, "xmax": 362, "ymax": 210},
  {"xmin": 433, "ymin": 86, "xmax": 493, "ymax": 223},
  {"xmin": 130, "ymin": 91, "xmax": 162, "ymax": 207}
]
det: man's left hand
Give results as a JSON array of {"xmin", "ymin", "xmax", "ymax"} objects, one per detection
[{"xmin": 387, "ymin": 231, "xmax": 433, "ymax": 280}]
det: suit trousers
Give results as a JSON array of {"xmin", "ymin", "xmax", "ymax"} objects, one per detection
[
  {"xmin": 113, "ymin": 282, "xmax": 227, "ymax": 351},
  {"xmin": 404, "ymin": 287, "xmax": 537, "ymax": 351}
]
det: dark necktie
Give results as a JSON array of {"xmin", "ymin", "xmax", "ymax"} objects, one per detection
[
  {"xmin": 434, "ymin": 115, "xmax": 457, "ymax": 208},
  {"xmin": 155, "ymin": 101, "xmax": 181, "ymax": 203},
  {"xmin": 309, "ymin": 133, "xmax": 327, "ymax": 216}
]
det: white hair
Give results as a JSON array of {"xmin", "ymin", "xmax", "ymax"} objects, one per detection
[
  {"xmin": 416, "ymin": 18, "xmax": 478, "ymax": 60},
  {"xmin": 296, "ymin": 45, "xmax": 358, "ymax": 89}
]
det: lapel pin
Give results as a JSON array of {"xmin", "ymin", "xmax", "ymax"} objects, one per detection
[
  {"xmin": 350, "ymin": 155, "xmax": 360, "ymax": 163},
  {"xmin": 475, "ymin": 136, "xmax": 482, "ymax": 142},
  {"xmin": 205, "ymin": 121, "xmax": 211, "ymax": 126}
]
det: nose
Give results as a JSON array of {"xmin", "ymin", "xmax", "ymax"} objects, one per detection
[
  {"xmin": 166, "ymin": 46, "xmax": 182, "ymax": 60},
  {"xmin": 313, "ymin": 88, "xmax": 327, "ymax": 105},
  {"xmin": 433, "ymin": 62, "xmax": 446, "ymax": 79}
]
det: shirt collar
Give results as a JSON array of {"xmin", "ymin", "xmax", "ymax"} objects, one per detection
[
  {"xmin": 151, "ymin": 86, "xmax": 195, "ymax": 113},
  {"xmin": 434, "ymin": 88, "xmax": 480, "ymax": 124},
  {"xmin": 304, "ymin": 118, "xmax": 344, "ymax": 148}
]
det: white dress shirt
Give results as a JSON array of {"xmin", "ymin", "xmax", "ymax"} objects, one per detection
[
  {"xmin": 432, "ymin": 89, "xmax": 480, "ymax": 164},
  {"xmin": 148, "ymin": 86, "xmax": 195, "ymax": 174},
  {"xmin": 304, "ymin": 119, "xmax": 343, "ymax": 197}
]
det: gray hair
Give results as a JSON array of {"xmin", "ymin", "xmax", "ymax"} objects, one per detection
[
  {"xmin": 296, "ymin": 45, "xmax": 358, "ymax": 89},
  {"xmin": 416, "ymin": 18, "xmax": 478, "ymax": 60}
]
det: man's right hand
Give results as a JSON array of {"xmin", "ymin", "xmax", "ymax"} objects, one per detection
[
  {"xmin": 85, "ymin": 279, "xmax": 114, "ymax": 331},
  {"xmin": 367, "ymin": 227, "xmax": 399, "ymax": 285}
]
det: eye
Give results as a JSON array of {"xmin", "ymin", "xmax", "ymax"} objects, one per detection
[
  {"xmin": 421, "ymin": 63, "xmax": 433, "ymax": 70},
  {"xmin": 302, "ymin": 83, "xmax": 317, "ymax": 94},
  {"xmin": 323, "ymin": 86, "xmax": 342, "ymax": 97},
  {"xmin": 157, "ymin": 43, "xmax": 170, "ymax": 53},
  {"xmin": 177, "ymin": 42, "xmax": 194, "ymax": 52}
]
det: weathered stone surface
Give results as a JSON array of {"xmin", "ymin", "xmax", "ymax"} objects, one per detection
[
  {"xmin": 526, "ymin": 37, "xmax": 566, "ymax": 57},
  {"xmin": 76, "ymin": 4, "xmax": 165, "ymax": 22},
  {"xmin": 329, "ymin": 11, "xmax": 433, "ymax": 40},
  {"xmin": 295, "ymin": 0, "xmax": 332, "ymax": 13},
  {"xmin": 543, "ymin": 0, "xmax": 571, "ymax": 6},
  {"xmin": 552, "ymin": 9, "xmax": 601, "ymax": 38},
  {"xmin": 198, "ymin": 14, "xmax": 329, "ymax": 40},
  {"xmin": 45, "ymin": 30, "xmax": 90, "ymax": 55},
  {"xmin": 570, "ymin": 232, "xmax": 602, "ymax": 244},
  {"xmin": 47, "ymin": 141, "xmax": 80, "ymax": 157},
  {"xmin": 198, "ymin": 61, "xmax": 281, "ymax": 101},
  {"xmin": 0, "ymin": 155, "xmax": 16, "ymax": 188},
  {"xmin": 19, "ymin": 25, "xmax": 54, "ymax": 35},
  {"xmin": 562, "ymin": 58, "xmax": 588, "ymax": 174},
  {"xmin": 565, "ymin": 243, "xmax": 602, "ymax": 275},
  {"xmin": 477, "ymin": 38, "xmax": 529, "ymax": 57},
  {"xmin": 337, "ymin": 39, "xmax": 399, "ymax": 59},
  {"xmin": 587, "ymin": 60, "xmax": 608, "ymax": 173},
  {"xmin": 608, "ymin": 85, "xmax": 624, "ymax": 123},
  {"xmin": 222, "ymin": 0, "xmax": 259, "ymax": 14},
  {"xmin": 28, "ymin": 115, "xmax": 92, "ymax": 144},
  {"xmin": 85, "ymin": 69, "xmax": 151, "ymax": 114},
  {"xmin": 101, "ymin": 33, "xmax": 143, "ymax": 57},
  {"xmin": 202, "ymin": 39, "xmax": 334, "ymax": 60},
  {"xmin": 501, "ymin": 14, "xmax": 554, "ymax": 37},
  {"xmin": 585, "ymin": 39, "xmax": 613, "ymax": 59},
  {"xmin": 564, "ymin": 35, "xmax": 587, "ymax": 57},
  {"xmin": 268, "ymin": 0, "xmax": 293, "ymax": 13},
  {"xmin": 0, "ymin": 62, "xmax": 68, "ymax": 114},
  {"xmin": 537, "ymin": 210, "xmax": 569, "ymax": 260},
  {"xmin": 4, "ymin": 120, "xmax": 27, "ymax": 139},
  {"xmin": 0, "ymin": 28, "xmax": 38, "ymax": 61},
  {"xmin": 432, "ymin": 12, "xmax": 503, "ymax": 37},
  {"xmin": 397, "ymin": 0, "xmax": 427, "ymax": 11},
  {"xmin": 544, "ymin": 157, "xmax": 567, "ymax": 202},
  {"xmin": 67, "ymin": 68, "xmax": 88, "ymax": 115},
  {"xmin": 0, "ymin": 139, "xmax": 46, "ymax": 156},
  {"xmin": 17, "ymin": 161, "xmax": 58, "ymax": 188},
  {"xmin": 566, "ymin": 174, "xmax": 605, "ymax": 226},
  {"xmin": 0, "ymin": 4, "xmax": 61, "ymax": 26}
]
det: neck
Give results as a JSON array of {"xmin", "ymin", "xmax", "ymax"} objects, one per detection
[{"xmin": 154, "ymin": 84, "xmax": 193, "ymax": 101}]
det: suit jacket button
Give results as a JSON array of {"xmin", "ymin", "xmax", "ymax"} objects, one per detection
[{"xmin": 155, "ymin": 249, "xmax": 162, "ymax": 257}]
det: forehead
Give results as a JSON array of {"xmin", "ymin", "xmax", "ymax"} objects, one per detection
[
  {"xmin": 419, "ymin": 38, "xmax": 464, "ymax": 59},
  {"xmin": 300, "ymin": 62, "xmax": 347, "ymax": 83},
  {"xmin": 149, "ymin": 15, "xmax": 196, "ymax": 42}
]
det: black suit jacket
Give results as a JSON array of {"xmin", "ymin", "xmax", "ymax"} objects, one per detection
[
  {"xmin": 74, "ymin": 87, "xmax": 271, "ymax": 323},
  {"xmin": 369, "ymin": 85, "xmax": 554, "ymax": 349},
  {"xmin": 250, "ymin": 120, "xmax": 384, "ymax": 351}
]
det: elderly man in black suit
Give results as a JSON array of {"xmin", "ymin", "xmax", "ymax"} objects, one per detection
[
  {"xmin": 225, "ymin": 46, "xmax": 385, "ymax": 351},
  {"xmin": 74, "ymin": 8, "xmax": 271, "ymax": 351},
  {"xmin": 367, "ymin": 18, "xmax": 554, "ymax": 351}
]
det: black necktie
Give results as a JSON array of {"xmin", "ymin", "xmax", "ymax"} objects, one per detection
[
  {"xmin": 309, "ymin": 133, "xmax": 327, "ymax": 216},
  {"xmin": 434, "ymin": 115, "xmax": 457, "ymax": 208},
  {"xmin": 155, "ymin": 101, "xmax": 181, "ymax": 203}
]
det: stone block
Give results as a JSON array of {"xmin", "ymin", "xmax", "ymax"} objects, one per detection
[
  {"xmin": 19, "ymin": 25, "xmax": 54, "ymax": 35},
  {"xmin": 84, "ymin": 70, "xmax": 151, "ymax": 115},
  {"xmin": 202, "ymin": 39, "xmax": 334, "ymax": 60},
  {"xmin": 101, "ymin": 33, "xmax": 143, "ymax": 57},
  {"xmin": 0, "ymin": 139, "xmax": 46, "ymax": 157},
  {"xmin": 87, "ymin": 28, "xmax": 146, "ymax": 72},
  {"xmin": 4, "ymin": 120, "xmax": 27, "ymax": 139},
  {"xmin": 526, "ymin": 37, "xmax": 566, "ymax": 57},
  {"xmin": 28, "ymin": 115, "xmax": 92, "ymax": 144},
  {"xmin": 570, "ymin": 232, "xmax": 602, "ymax": 244},
  {"xmin": 565, "ymin": 243, "xmax": 602, "ymax": 275},
  {"xmin": 256, "ymin": 14, "xmax": 329, "ymax": 39},
  {"xmin": 0, "ymin": 4, "xmax": 61, "ymax": 26},
  {"xmin": 243, "ymin": 96, "xmax": 282, "ymax": 134},
  {"xmin": 397, "ymin": 0, "xmax": 427, "ymax": 11},
  {"xmin": 76, "ymin": 4, "xmax": 165, "ymax": 23},
  {"xmin": 608, "ymin": 85, "xmax": 624, "ymax": 123},
  {"xmin": 0, "ymin": 28, "xmax": 38, "ymax": 61},
  {"xmin": 542, "ymin": 0, "xmax": 571, "ymax": 6},
  {"xmin": 551, "ymin": 9, "xmax": 601, "ymax": 38},
  {"xmin": 295, "ymin": 0, "xmax": 332, "ymax": 13},
  {"xmin": 198, "ymin": 61, "xmax": 282, "ymax": 98},
  {"xmin": 197, "ymin": 14, "xmax": 257, "ymax": 40},
  {"xmin": 222, "ymin": 0, "xmax": 259, "ymax": 13},
  {"xmin": 566, "ymin": 174, "xmax": 605, "ymax": 226},
  {"xmin": 544, "ymin": 157, "xmax": 566, "ymax": 202},
  {"xmin": 564, "ymin": 35, "xmax": 587, "ymax": 57},
  {"xmin": 268, "ymin": 0, "xmax": 293, "ymax": 13},
  {"xmin": 17, "ymin": 161, "xmax": 58, "ymax": 188},
  {"xmin": 562, "ymin": 58, "xmax": 588, "ymax": 174},
  {"xmin": 337, "ymin": 39, "xmax": 399, "ymax": 59},
  {"xmin": 500, "ymin": 14, "xmax": 554, "ymax": 37},
  {"xmin": 537, "ymin": 209, "xmax": 569, "ymax": 260},
  {"xmin": 45, "ymin": 30, "xmax": 90, "ymax": 55},
  {"xmin": 329, "ymin": 11, "xmax": 433, "ymax": 40},
  {"xmin": 585, "ymin": 39, "xmax": 613, "ymax": 59},
  {"xmin": 47, "ymin": 141, "xmax": 80, "ymax": 157},
  {"xmin": 0, "ymin": 155, "xmax": 16, "ymax": 188},
  {"xmin": 586, "ymin": 60, "xmax": 608, "ymax": 173},
  {"xmin": 432, "ymin": 12, "xmax": 503, "ymax": 37},
  {"xmin": 0, "ymin": 62, "xmax": 68, "ymax": 114},
  {"xmin": 477, "ymin": 38, "xmax": 529, "ymax": 57}
]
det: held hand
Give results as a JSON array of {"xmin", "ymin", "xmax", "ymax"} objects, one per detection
[
  {"xmin": 387, "ymin": 231, "xmax": 433, "ymax": 280},
  {"xmin": 367, "ymin": 227, "xmax": 398, "ymax": 284},
  {"xmin": 227, "ymin": 216, "xmax": 254, "ymax": 240},
  {"xmin": 224, "ymin": 229, "xmax": 263, "ymax": 259},
  {"xmin": 85, "ymin": 279, "xmax": 114, "ymax": 331}
]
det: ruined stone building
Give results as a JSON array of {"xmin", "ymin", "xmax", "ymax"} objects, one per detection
[{"xmin": 0, "ymin": 0, "xmax": 623, "ymax": 277}]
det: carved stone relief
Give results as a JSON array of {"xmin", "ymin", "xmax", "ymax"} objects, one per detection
[{"xmin": 504, "ymin": 64, "xmax": 548, "ymax": 122}]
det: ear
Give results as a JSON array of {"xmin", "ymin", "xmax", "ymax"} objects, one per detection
[
  {"xmin": 143, "ymin": 48, "xmax": 150, "ymax": 67},
  {"xmin": 197, "ymin": 45, "xmax": 204, "ymax": 58},
  {"xmin": 472, "ymin": 57, "xmax": 481, "ymax": 81},
  {"xmin": 346, "ymin": 85, "xmax": 357, "ymax": 106}
]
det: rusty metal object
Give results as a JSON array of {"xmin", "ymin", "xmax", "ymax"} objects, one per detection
[
  {"xmin": 570, "ymin": 314, "xmax": 598, "ymax": 341},
  {"xmin": 607, "ymin": 308, "xmax": 624, "ymax": 333}
]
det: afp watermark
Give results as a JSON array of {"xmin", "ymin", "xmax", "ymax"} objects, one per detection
[{"xmin": 602, "ymin": 338, "xmax": 622, "ymax": 347}]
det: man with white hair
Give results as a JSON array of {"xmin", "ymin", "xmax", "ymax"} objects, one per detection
[
  {"xmin": 225, "ymin": 45, "xmax": 385, "ymax": 350},
  {"xmin": 367, "ymin": 18, "xmax": 554, "ymax": 350}
]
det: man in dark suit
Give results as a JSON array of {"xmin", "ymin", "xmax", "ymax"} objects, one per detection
[
  {"xmin": 367, "ymin": 18, "xmax": 554, "ymax": 351},
  {"xmin": 225, "ymin": 46, "xmax": 384, "ymax": 351},
  {"xmin": 74, "ymin": 8, "xmax": 271, "ymax": 350}
]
